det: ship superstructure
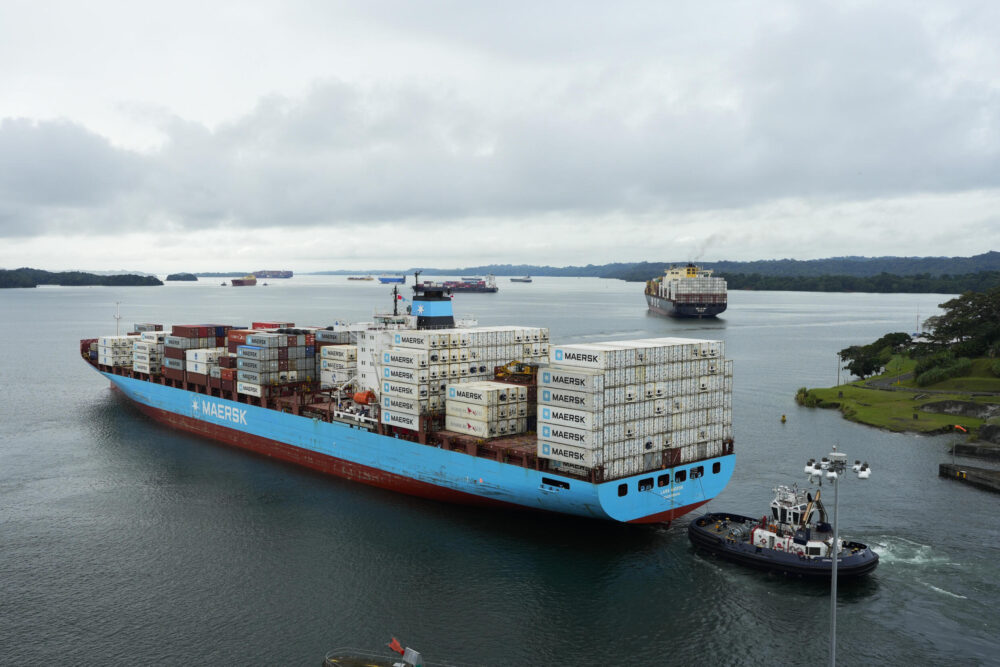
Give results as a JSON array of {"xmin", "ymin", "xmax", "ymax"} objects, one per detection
[
  {"xmin": 81, "ymin": 285, "xmax": 735, "ymax": 523},
  {"xmin": 645, "ymin": 264, "xmax": 727, "ymax": 318}
]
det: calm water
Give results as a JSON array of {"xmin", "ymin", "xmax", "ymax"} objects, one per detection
[{"xmin": 2, "ymin": 277, "xmax": 997, "ymax": 665}]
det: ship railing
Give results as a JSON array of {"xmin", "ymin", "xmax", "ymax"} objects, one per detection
[{"xmin": 330, "ymin": 409, "xmax": 377, "ymax": 426}]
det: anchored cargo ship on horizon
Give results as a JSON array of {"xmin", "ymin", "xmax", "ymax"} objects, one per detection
[
  {"xmin": 81, "ymin": 281, "xmax": 734, "ymax": 523},
  {"xmin": 645, "ymin": 264, "xmax": 727, "ymax": 318}
]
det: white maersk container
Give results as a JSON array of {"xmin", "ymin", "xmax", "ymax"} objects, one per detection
[
  {"xmin": 538, "ymin": 367, "xmax": 605, "ymax": 393},
  {"xmin": 321, "ymin": 345, "xmax": 358, "ymax": 361},
  {"xmin": 380, "ymin": 410, "xmax": 420, "ymax": 431},
  {"xmin": 381, "ymin": 379, "xmax": 428, "ymax": 400},
  {"xmin": 186, "ymin": 347, "xmax": 225, "ymax": 363},
  {"xmin": 320, "ymin": 358, "xmax": 355, "ymax": 371},
  {"xmin": 381, "ymin": 349, "xmax": 429, "ymax": 369},
  {"xmin": 446, "ymin": 382, "xmax": 510, "ymax": 405},
  {"xmin": 537, "ymin": 442, "xmax": 597, "ymax": 467},
  {"xmin": 320, "ymin": 369, "xmax": 355, "ymax": 387},
  {"xmin": 392, "ymin": 330, "xmax": 444, "ymax": 349},
  {"xmin": 539, "ymin": 423, "xmax": 602, "ymax": 449},
  {"xmin": 538, "ymin": 387, "xmax": 603, "ymax": 411},
  {"xmin": 382, "ymin": 366, "xmax": 428, "ymax": 384},
  {"xmin": 381, "ymin": 394, "xmax": 427, "ymax": 416},
  {"xmin": 444, "ymin": 415, "xmax": 497, "ymax": 438},
  {"xmin": 237, "ymin": 382, "xmax": 263, "ymax": 397},
  {"xmin": 446, "ymin": 400, "xmax": 501, "ymax": 422},
  {"xmin": 538, "ymin": 405, "xmax": 602, "ymax": 431}
]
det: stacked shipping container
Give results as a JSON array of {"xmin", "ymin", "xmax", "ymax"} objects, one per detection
[
  {"xmin": 372, "ymin": 325, "xmax": 549, "ymax": 432},
  {"xmin": 235, "ymin": 331, "xmax": 317, "ymax": 398},
  {"xmin": 537, "ymin": 337, "xmax": 733, "ymax": 479},
  {"xmin": 443, "ymin": 381, "xmax": 529, "ymax": 438}
]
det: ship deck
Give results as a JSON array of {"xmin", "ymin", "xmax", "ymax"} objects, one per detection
[
  {"xmin": 85, "ymin": 351, "xmax": 732, "ymax": 488},
  {"xmin": 87, "ymin": 358, "xmax": 610, "ymax": 482}
]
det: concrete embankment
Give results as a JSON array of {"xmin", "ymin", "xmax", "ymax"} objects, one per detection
[
  {"xmin": 939, "ymin": 463, "xmax": 1000, "ymax": 494},
  {"xmin": 952, "ymin": 443, "xmax": 1000, "ymax": 461}
]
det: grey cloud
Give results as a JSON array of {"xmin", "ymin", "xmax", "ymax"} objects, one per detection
[
  {"xmin": 2, "ymin": 2, "xmax": 999, "ymax": 240},
  {"xmin": 0, "ymin": 119, "xmax": 145, "ymax": 236}
]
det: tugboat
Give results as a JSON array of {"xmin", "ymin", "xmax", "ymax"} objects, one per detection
[{"xmin": 688, "ymin": 481, "xmax": 878, "ymax": 579}]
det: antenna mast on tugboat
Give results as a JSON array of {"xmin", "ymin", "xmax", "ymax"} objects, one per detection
[
  {"xmin": 805, "ymin": 447, "xmax": 872, "ymax": 667},
  {"xmin": 114, "ymin": 301, "xmax": 121, "ymax": 336}
]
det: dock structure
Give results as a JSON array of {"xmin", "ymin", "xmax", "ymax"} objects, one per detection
[{"xmin": 939, "ymin": 463, "xmax": 1000, "ymax": 494}]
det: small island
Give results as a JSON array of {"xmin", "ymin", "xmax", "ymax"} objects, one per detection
[
  {"xmin": 165, "ymin": 272, "xmax": 198, "ymax": 281},
  {"xmin": 0, "ymin": 268, "xmax": 162, "ymax": 288}
]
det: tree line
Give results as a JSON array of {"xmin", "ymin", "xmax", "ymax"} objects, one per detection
[
  {"xmin": 719, "ymin": 271, "xmax": 1000, "ymax": 294},
  {"xmin": 839, "ymin": 287, "xmax": 1000, "ymax": 383},
  {"xmin": 0, "ymin": 268, "xmax": 162, "ymax": 288}
]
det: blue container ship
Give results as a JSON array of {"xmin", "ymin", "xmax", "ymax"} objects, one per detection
[{"xmin": 82, "ymin": 283, "xmax": 735, "ymax": 524}]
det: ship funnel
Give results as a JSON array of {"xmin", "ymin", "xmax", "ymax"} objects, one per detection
[{"xmin": 411, "ymin": 271, "xmax": 455, "ymax": 329}]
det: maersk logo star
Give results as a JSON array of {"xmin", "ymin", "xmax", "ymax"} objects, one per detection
[
  {"xmin": 191, "ymin": 399, "xmax": 200, "ymax": 412},
  {"xmin": 542, "ymin": 444, "xmax": 550, "ymax": 455},
  {"xmin": 555, "ymin": 350, "xmax": 563, "ymax": 361},
  {"xmin": 543, "ymin": 372, "xmax": 550, "ymax": 382},
  {"xmin": 416, "ymin": 305, "xmax": 425, "ymax": 314},
  {"xmin": 542, "ymin": 426, "xmax": 550, "ymax": 437}
]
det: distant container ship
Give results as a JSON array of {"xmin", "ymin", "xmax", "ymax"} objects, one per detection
[
  {"xmin": 253, "ymin": 270, "xmax": 293, "ymax": 279},
  {"xmin": 231, "ymin": 274, "xmax": 258, "ymax": 287},
  {"xmin": 645, "ymin": 264, "xmax": 727, "ymax": 318},
  {"xmin": 79, "ymin": 283, "xmax": 734, "ymax": 523},
  {"xmin": 378, "ymin": 275, "xmax": 406, "ymax": 284},
  {"xmin": 422, "ymin": 275, "xmax": 498, "ymax": 293}
]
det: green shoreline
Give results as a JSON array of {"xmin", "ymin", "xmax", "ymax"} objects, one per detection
[{"xmin": 796, "ymin": 374, "xmax": 1000, "ymax": 439}]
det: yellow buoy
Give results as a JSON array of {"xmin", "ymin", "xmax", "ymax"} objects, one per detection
[{"xmin": 781, "ymin": 414, "xmax": 787, "ymax": 424}]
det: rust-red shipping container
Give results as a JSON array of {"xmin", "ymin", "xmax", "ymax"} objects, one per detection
[
  {"xmin": 277, "ymin": 348, "xmax": 289, "ymax": 360},
  {"xmin": 277, "ymin": 359, "xmax": 289, "ymax": 371},
  {"xmin": 220, "ymin": 379, "xmax": 234, "ymax": 392},
  {"xmin": 171, "ymin": 325, "xmax": 201, "ymax": 337},
  {"xmin": 209, "ymin": 377, "xmax": 221, "ymax": 390},
  {"xmin": 227, "ymin": 329, "xmax": 255, "ymax": 345},
  {"xmin": 219, "ymin": 356, "xmax": 236, "ymax": 369},
  {"xmin": 220, "ymin": 367, "xmax": 235, "ymax": 381},
  {"xmin": 163, "ymin": 367, "xmax": 184, "ymax": 381},
  {"xmin": 164, "ymin": 346, "xmax": 185, "ymax": 360},
  {"xmin": 252, "ymin": 321, "xmax": 294, "ymax": 329},
  {"xmin": 186, "ymin": 372, "xmax": 208, "ymax": 386}
]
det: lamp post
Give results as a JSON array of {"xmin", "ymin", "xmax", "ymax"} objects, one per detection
[{"xmin": 805, "ymin": 448, "xmax": 871, "ymax": 666}]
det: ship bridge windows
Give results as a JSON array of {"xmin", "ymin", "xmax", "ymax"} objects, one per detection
[
  {"xmin": 713, "ymin": 462, "xmax": 721, "ymax": 474},
  {"xmin": 638, "ymin": 478, "xmax": 653, "ymax": 492},
  {"xmin": 657, "ymin": 473, "xmax": 670, "ymax": 487},
  {"xmin": 690, "ymin": 466, "xmax": 704, "ymax": 479},
  {"xmin": 675, "ymin": 470, "xmax": 687, "ymax": 483},
  {"xmin": 780, "ymin": 508, "xmax": 788, "ymax": 523},
  {"xmin": 618, "ymin": 484, "xmax": 628, "ymax": 497}
]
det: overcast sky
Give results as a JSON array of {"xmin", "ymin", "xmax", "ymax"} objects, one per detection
[{"xmin": 1, "ymin": 1, "xmax": 998, "ymax": 272}]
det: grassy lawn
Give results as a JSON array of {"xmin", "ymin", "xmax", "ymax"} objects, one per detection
[
  {"xmin": 798, "ymin": 355, "xmax": 1000, "ymax": 436},
  {"xmin": 801, "ymin": 384, "xmax": 985, "ymax": 433}
]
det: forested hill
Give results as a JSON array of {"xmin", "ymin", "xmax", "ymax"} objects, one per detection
[
  {"xmin": 331, "ymin": 251, "xmax": 1000, "ymax": 281},
  {"xmin": 0, "ymin": 268, "xmax": 162, "ymax": 288}
]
